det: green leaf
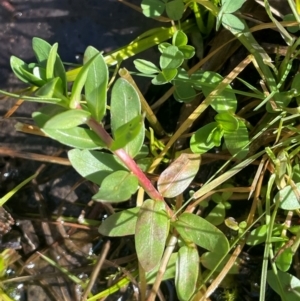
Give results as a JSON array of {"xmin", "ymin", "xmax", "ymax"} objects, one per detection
[
  {"xmin": 35, "ymin": 77, "xmax": 68, "ymax": 106},
  {"xmin": 93, "ymin": 170, "xmax": 139, "ymax": 202},
  {"xmin": 32, "ymin": 38, "xmax": 67, "ymax": 95},
  {"xmin": 68, "ymin": 149, "xmax": 126, "ymax": 185},
  {"xmin": 222, "ymin": 14, "xmax": 245, "ymax": 34},
  {"xmin": 174, "ymin": 212, "xmax": 229, "ymax": 252},
  {"xmin": 45, "ymin": 127, "xmax": 105, "ymax": 149},
  {"xmin": 172, "ymin": 30, "xmax": 188, "ymax": 47},
  {"xmin": 166, "ymin": 0, "xmax": 184, "ymax": 21},
  {"xmin": 223, "ymin": 119, "xmax": 249, "ymax": 159},
  {"xmin": 152, "ymin": 72, "xmax": 170, "ymax": 85},
  {"xmin": 135, "ymin": 199, "xmax": 169, "ymax": 271},
  {"xmin": 201, "ymin": 251, "xmax": 240, "ymax": 273},
  {"xmin": 158, "ymin": 42, "xmax": 172, "ymax": 53},
  {"xmin": 176, "ymin": 246, "xmax": 199, "ymax": 301},
  {"xmin": 32, "ymin": 37, "xmax": 51, "ymax": 67},
  {"xmin": 178, "ymin": 45, "xmax": 195, "ymax": 60},
  {"xmin": 160, "ymin": 45, "xmax": 184, "ymax": 70},
  {"xmin": 84, "ymin": 46, "xmax": 108, "ymax": 122},
  {"xmin": 190, "ymin": 122, "xmax": 218, "ymax": 154},
  {"xmin": 161, "ymin": 68, "xmax": 178, "ymax": 82},
  {"xmin": 111, "ymin": 78, "xmax": 144, "ymax": 157},
  {"xmin": 274, "ymin": 241, "xmax": 293, "ymax": 272},
  {"xmin": 157, "ymin": 153, "xmax": 201, "ymax": 198},
  {"xmin": 191, "ymin": 71, "xmax": 237, "ymax": 113},
  {"xmin": 134, "ymin": 59, "xmax": 160, "ymax": 74},
  {"xmin": 141, "ymin": 0, "xmax": 165, "ymax": 18},
  {"xmin": 10, "ymin": 56, "xmax": 45, "ymax": 86},
  {"xmin": 46, "ymin": 43, "xmax": 58, "ymax": 79},
  {"xmin": 173, "ymin": 82, "xmax": 196, "ymax": 103},
  {"xmin": 221, "ymin": 0, "xmax": 246, "ymax": 14},
  {"xmin": 98, "ymin": 207, "xmax": 140, "ymax": 236},
  {"xmin": 43, "ymin": 109, "xmax": 91, "ymax": 130},
  {"xmin": 209, "ymin": 126, "xmax": 224, "ymax": 147},
  {"xmin": 274, "ymin": 183, "xmax": 300, "ymax": 210},
  {"xmin": 215, "ymin": 112, "xmax": 239, "ymax": 132},
  {"xmin": 267, "ymin": 270, "xmax": 300, "ymax": 301},
  {"xmin": 69, "ymin": 51, "xmax": 100, "ymax": 108},
  {"xmin": 146, "ymin": 253, "xmax": 177, "ymax": 284},
  {"xmin": 110, "ymin": 115, "xmax": 144, "ymax": 151},
  {"xmin": 283, "ymin": 14, "xmax": 300, "ymax": 33},
  {"xmin": 205, "ymin": 202, "xmax": 226, "ymax": 226}
]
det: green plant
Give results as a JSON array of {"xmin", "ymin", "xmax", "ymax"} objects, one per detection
[{"xmin": 2, "ymin": 0, "xmax": 300, "ymax": 300}]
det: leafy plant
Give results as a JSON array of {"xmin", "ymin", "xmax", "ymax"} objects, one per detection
[{"xmin": 2, "ymin": 0, "xmax": 300, "ymax": 300}]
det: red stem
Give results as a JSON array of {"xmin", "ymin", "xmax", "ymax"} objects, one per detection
[{"xmin": 87, "ymin": 118, "xmax": 164, "ymax": 202}]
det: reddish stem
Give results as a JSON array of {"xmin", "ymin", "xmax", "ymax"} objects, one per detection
[{"xmin": 87, "ymin": 118, "xmax": 164, "ymax": 202}]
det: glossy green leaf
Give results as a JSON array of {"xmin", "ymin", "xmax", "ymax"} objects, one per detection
[
  {"xmin": 98, "ymin": 207, "xmax": 140, "ymax": 236},
  {"xmin": 110, "ymin": 115, "xmax": 143, "ymax": 151},
  {"xmin": 35, "ymin": 77, "xmax": 68, "ymax": 106},
  {"xmin": 178, "ymin": 45, "xmax": 195, "ymax": 59},
  {"xmin": 152, "ymin": 73, "xmax": 168, "ymax": 85},
  {"xmin": 158, "ymin": 42, "xmax": 171, "ymax": 53},
  {"xmin": 157, "ymin": 153, "xmax": 201, "ymax": 198},
  {"xmin": 146, "ymin": 253, "xmax": 177, "ymax": 284},
  {"xmin": 10, "ymin": 56, "xmax": 45, "ymax": 86},
  {"xmin": 68, "ymin": 149, "xmax": 126, "ymax": 185},
  {"xmin": 93, "ymin": 170, "xmax": 138, "ymax": 202},
  {"xmin": 223, "ymin": 119, "xmax": 249, "ymax": 159},
  {"xmin": 84, "ymin": 46, "xmax": 108, "ymax": 122},
  {"xmin": 166, "ymin": 0, "xmax": 184, "ymax": 20},
  {"xmin": 69, "ymin": 51, "xmax": 100, "ymax": 108},
  {"xmin": 32, "ymin": 37, "xmax": 51, "ymax": 67},
  {"xmin": 111, "ymin": 78, "xmax": 144, "ymax": 157},
  {"xmin": 191, "ymin": 71, "xmax": 237, "ymax": 113},
  {"xmin": 46, "ymin": 43, "xmax": 58, "ymax": 79},
  {"xmin": 160, "ymin": 46, "xmax": 184, "ymax": 70},
  {"xmin": 174, "ymin": 212, "xmax": 229, "ymax": 252},
  {"xmin": 141, "ymin": 0, "xmax": 165, "ymax": 18},
  {"xmin": 43, "ymin": 109, "xmax": 91, "ymax": 130},
  {"xmin": 190, "ymin": 122, "xmax": 218, "ymax": 154},
  {"xmin": 246, "ymin": 224, "xmax": 282, "ymax": 246},
  {"xmin": 172, "ymin": 30, "xmax": 188, "ymax": 47},
  {"xmin": 206, "ymin": 202, "xmax": 226, "ymax": 226},
  {"xmin": 45, "ymin": 127, "xmax": 105, "ymax": 149},
  {"xmin": 274, "ymin": 183, "xmax": 300, "ymax": 210},
  {"xmin": 284, "ymin": 14, "xmax": 300, "ymax": 33},
  {"xmin": 32, "ymin": 38, "xmax": 67, "ymax": 95},
  {"xmin": 215, "ymin": 112, "xmax": 239, "ymax": 132},
  {"xmin": 176, "ymin": 246, "xmax": 199, "ymax": 301},
  {"xmin": 162, "ymin": 68, "xmax": 178, "ymax": 82},
  {"xmin": 135, "ymin": 199, "xmax": 169, "ymax": 271},
  {"xmin": 267, "ymin": 270, "xmax": 300, "ymax": 301},
  {"xmin": 134, "ymin": 59, "xmax": 160, "ymax": 74},
  {"xmin": 209, "ymin": 126, "xmax": 224, "ymax": 147}
]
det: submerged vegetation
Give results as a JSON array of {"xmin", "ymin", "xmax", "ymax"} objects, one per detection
[{"xmin": 1, "ymin": 0, "xmax": 300, "ymax": 300}]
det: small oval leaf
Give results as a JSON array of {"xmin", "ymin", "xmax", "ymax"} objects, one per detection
[
  {"xmin": 176, "ymin": 246, "xmax": 199, "ymax": 301},
  {"xmin": 98, "ymin": 207, "xmax": 140, "ymax": 237},
  {"xmin": 68, "ymin": 149, "xmax": 126, "ymax": 185},
  {"xmin": 93, "ymin": 170, "xmax": 138, "ymax": 202},
  {"xmin": 275, "ymin": 183, "xmax": 300, "ymax": 210},
  {"xmin": 43, "ymin": 109, "xmax": 91, "ymax": 129},
  {"xmin": 135, "ymin": 199, "xmax": 169, "ymax": 271},
  {"xmin": 174, "ymin": 212, "xmax": 229, "ymax": 252},
  {"xmin": 158, "ymin": 153, "xmax": 201, "ymax": 198}
]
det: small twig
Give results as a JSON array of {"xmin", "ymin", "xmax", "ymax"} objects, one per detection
[{"xmin": 81, "ymin": 240, "xmax": 111, "ymax": 301}]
